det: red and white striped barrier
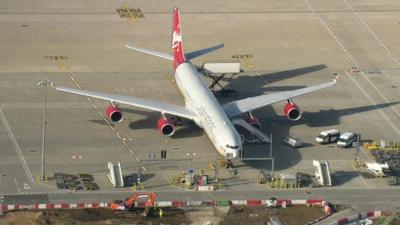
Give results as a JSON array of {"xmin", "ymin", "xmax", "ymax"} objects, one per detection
[
  {"xmin": 0, "ymin": 198, "xmax": 331, "ymax": 214},
  {"xmin": 1, "ymin": 202, "xmax": 112, "ymax": 211},
  {"xmin": 331, "ymin": 210, "xmax": 393, "ymax": 225}
]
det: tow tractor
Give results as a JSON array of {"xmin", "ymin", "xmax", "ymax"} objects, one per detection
[{"xmin": 110, "ymin": 192, "xmax": 160, "ymax": 217}]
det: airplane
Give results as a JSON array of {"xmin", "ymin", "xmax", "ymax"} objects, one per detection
[{"xmin": 53, "ymin": 7, "xmax": 337, "ymax": 159}]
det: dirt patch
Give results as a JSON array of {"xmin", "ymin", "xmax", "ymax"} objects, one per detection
[
  {"xmin": 1, "ymin": 208, "xmax": 189, "ymax": 225},
  {"xmin": 186, "ymin": 207, "xmax": 230, "ymax": 225},
  {"xmin": 0, "ymin": 211, "xmax": 43, "ymax": 225},
  {"xmin": 220, "ymin": 205, "xmax": 326, "ymax": 225}
]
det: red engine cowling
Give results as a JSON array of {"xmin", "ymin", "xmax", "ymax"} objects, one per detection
[
  {"xmin": 157, "ymin": 117, "xmax": 175, "ymax": 136},
  {"xmin": 106, "ymin": 105, "xmax": 123, "ymax": 123},
  {"xmin": 245, "ymin": 115, "xmax": 261, "ymax": 129},
  {"xmin": 284, "ymin": 102, "xmax": 301, "ymax": 121}
]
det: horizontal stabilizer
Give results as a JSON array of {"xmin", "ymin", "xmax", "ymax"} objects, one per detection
[
  {"xmin": 125, "ymin": 43, "xmax": 173, "ymax": 61},
  {"xmin": 185, "ymin": 43, "xmax": 224, "ymax": 60}
]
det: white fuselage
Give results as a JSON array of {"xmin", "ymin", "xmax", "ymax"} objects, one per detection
[{"xmin": 174, "ymin": 62, "xmax": 241, "ymax": 159}]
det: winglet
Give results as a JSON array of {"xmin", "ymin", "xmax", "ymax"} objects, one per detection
[{"xmin": 333, "ymin": 73, "xmax": 339, "ymax": 85}]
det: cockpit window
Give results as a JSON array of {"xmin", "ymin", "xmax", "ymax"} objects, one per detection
[{"xmin": 226, "ymin": 144, "xmax": 239, "ymax": 149}]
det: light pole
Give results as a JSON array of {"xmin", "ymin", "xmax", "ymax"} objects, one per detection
[{"xmin": 37, "ymin": 79, "xmax": 54, "ymax": 181}]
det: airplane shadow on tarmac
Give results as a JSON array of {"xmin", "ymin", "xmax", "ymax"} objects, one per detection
[
  {"xmin": 300, "ymin": 102, "xmax": 400, "ymax": 127},
  {"xmin": 88, "ymin": 64, "xmax": 399, "ymax": 173},
  {"xmin": 207, "ymin": 64, "xmax": 327, "ymax": 101},
  {"xmin": 124, "ymin": 108, "xmax": 204, "ymax": 138},
  {"xmin": 330, "ymin": 170, "xmax": 360, "ymax": 186},
  {"xmin": 123, "ymin": 173, "xmax": 155, "ymax": 186}
]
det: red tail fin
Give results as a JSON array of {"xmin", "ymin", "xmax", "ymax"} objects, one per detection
[{"xmin": 172, "ymin": 7, "xmax": 185, "ymax": 69}]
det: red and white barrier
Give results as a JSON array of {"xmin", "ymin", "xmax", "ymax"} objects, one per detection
[
  {"xmin": 306, "ymin": 199, "xmax": 324, "ymax": 206},
  {"xmin": 187, "ymin": 200, "xmax": 202, "ymax": 207},
  {"xmin": 231, "ymin": 200, "xmax": 247, "ymax": 205},
  {"xmin": 292, "ymin": 199, "xmax": 307, "ymax": 205},
  {"xmin": 0, "ymin": 198, "xmax": 332, "ymax": 215},
  {"xmin": 247, "ymin": 199, "xmax": 262, "ymax": 206},
  {"xmin": 171, "ymin": 200, "xmax": 185, "ymax": 208},
  {"xmin": 1, "ymin": 202, "xmax": 109, "ymax": 211},
  {"xmin": 157, "ymin": 201, "xmax": 172, "ymax": 207},
  {"xmin": 330, "ymin": 210, "xmax": 393, "ymax": 225}
]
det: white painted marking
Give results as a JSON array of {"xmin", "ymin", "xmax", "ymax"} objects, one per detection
[
  {"xmin": 0, "ymin": 108, "xmax": 34, "ymax": 182},
  {"xmin": 302, "ymin": 0, "xmax": 361, "ymax": 69},
  {"xmin": 360, "ymin": 71, "xmax": 400, "ymax": 119},
  {"xmin": 342, "ymin": 0, "xmax": 400, "ymax": 66},
  {"xmin": 304, "ymin": 0, "xmax": 400, "ymax": 138},
  {"xmin": 255, "ymin": 71, "xmax": 268, "ymax": 85},
  {"xmin": 24, "ymin": 182, "xmax": 31, "ymax": 190},
  {"xmin": 345, "ymin": 71, "xmax": 400, "ymax": 136},
  {"xmin": 14, "ymin": 179, "xmax": 18, "ymax": 186}
]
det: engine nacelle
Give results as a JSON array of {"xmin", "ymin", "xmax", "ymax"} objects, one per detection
[
  {"xmin": 157, "ymin": 117, "xmax": 175, "ymax": 136},
  {"xmin": 284, "ymin": 102, "xmax": 301, "ymax": 121},
  {"xmin": 245, "ymin": 115, "xmax": 261, "ymax": 129},
  {"xmin": 106, "ymin": 105, "xmax": 123, "ymax": 123}
]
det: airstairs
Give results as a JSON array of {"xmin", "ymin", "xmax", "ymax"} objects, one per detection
[{"xmin": 108, "ymin": 162, "xmax": 124, "ymax": 188}]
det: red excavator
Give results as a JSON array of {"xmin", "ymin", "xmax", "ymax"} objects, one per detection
[{"xmin": 110, "ymin": 192, "xmax": 159, "ymax": 217}]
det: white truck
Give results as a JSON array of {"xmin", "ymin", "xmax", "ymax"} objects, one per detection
[
  {"xmin": 337, "ymin": 132, "xmax": 357, "ymax": 148},
  {"xmin": 316, "ymin": 129, "xmax": 340, "ymax": 144}
]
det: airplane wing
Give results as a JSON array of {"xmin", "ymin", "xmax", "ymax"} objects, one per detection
[
  {"xmin": 223, "ymin": 79, "xmax": 336, "ymax": 118},
  {"xmin": 54, "ymin": 86, "xmax": 195, "ymax": 120}
]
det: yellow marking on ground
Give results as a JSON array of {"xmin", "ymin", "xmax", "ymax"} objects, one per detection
[
  {"xmin": 351, "ymin": 161, "xmax": 357, "ymax": 171},
  {"xmin": 243, "ymin": 60, "xmax": 255, "ymax": 69},
  {"xmin": 124, "ymin": 6, "xmax": 139, "ymax": 22},
  {"xmin": 55, "ymin": 58, "xmax": 69, "ymax": 71},
  {"xmin": 49, "ymin": 57, "xmax": 148, "ymax": 174}
]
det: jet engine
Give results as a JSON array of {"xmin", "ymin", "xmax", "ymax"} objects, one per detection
[
  {"xmin": 245, "ymin": 114, "xmax": 261, "ymax": 129},
  {"xmin": 284, "ymin": 101, "xmax": 301, "ymax": 121},
  {"xmin": 157, "ymin": 117, "xmax": 175, "ymax": 136},
  {"xmin": 106, "ymin": 105, "xmax": 123, "ymax": 123}
]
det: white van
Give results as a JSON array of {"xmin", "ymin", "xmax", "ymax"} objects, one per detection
[
  {"xmin": 337, "ymin": 132, "xmax": 357, "ymax": 148},
  {"xmin": 316, "ymin": 129, "xmax": 340, "ymax": 144}
]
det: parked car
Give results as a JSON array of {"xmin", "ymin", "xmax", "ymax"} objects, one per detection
[
  {"xmin": 316, "ymin": 129, "xmax": 340, "ymax": 144},
  {"xmin": 337, "ymin": 132, "xmax": 357, "ymax": 148}
]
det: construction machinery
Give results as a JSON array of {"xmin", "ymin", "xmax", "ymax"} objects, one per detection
[{"xmin": 110, "ymin": 192, "xmax": 160, "ymax": 217}]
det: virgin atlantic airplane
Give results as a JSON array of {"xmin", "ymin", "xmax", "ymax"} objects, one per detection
[{"xmin": 54, "ymin": 8, "xmax": 336, "ymax": 159}]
